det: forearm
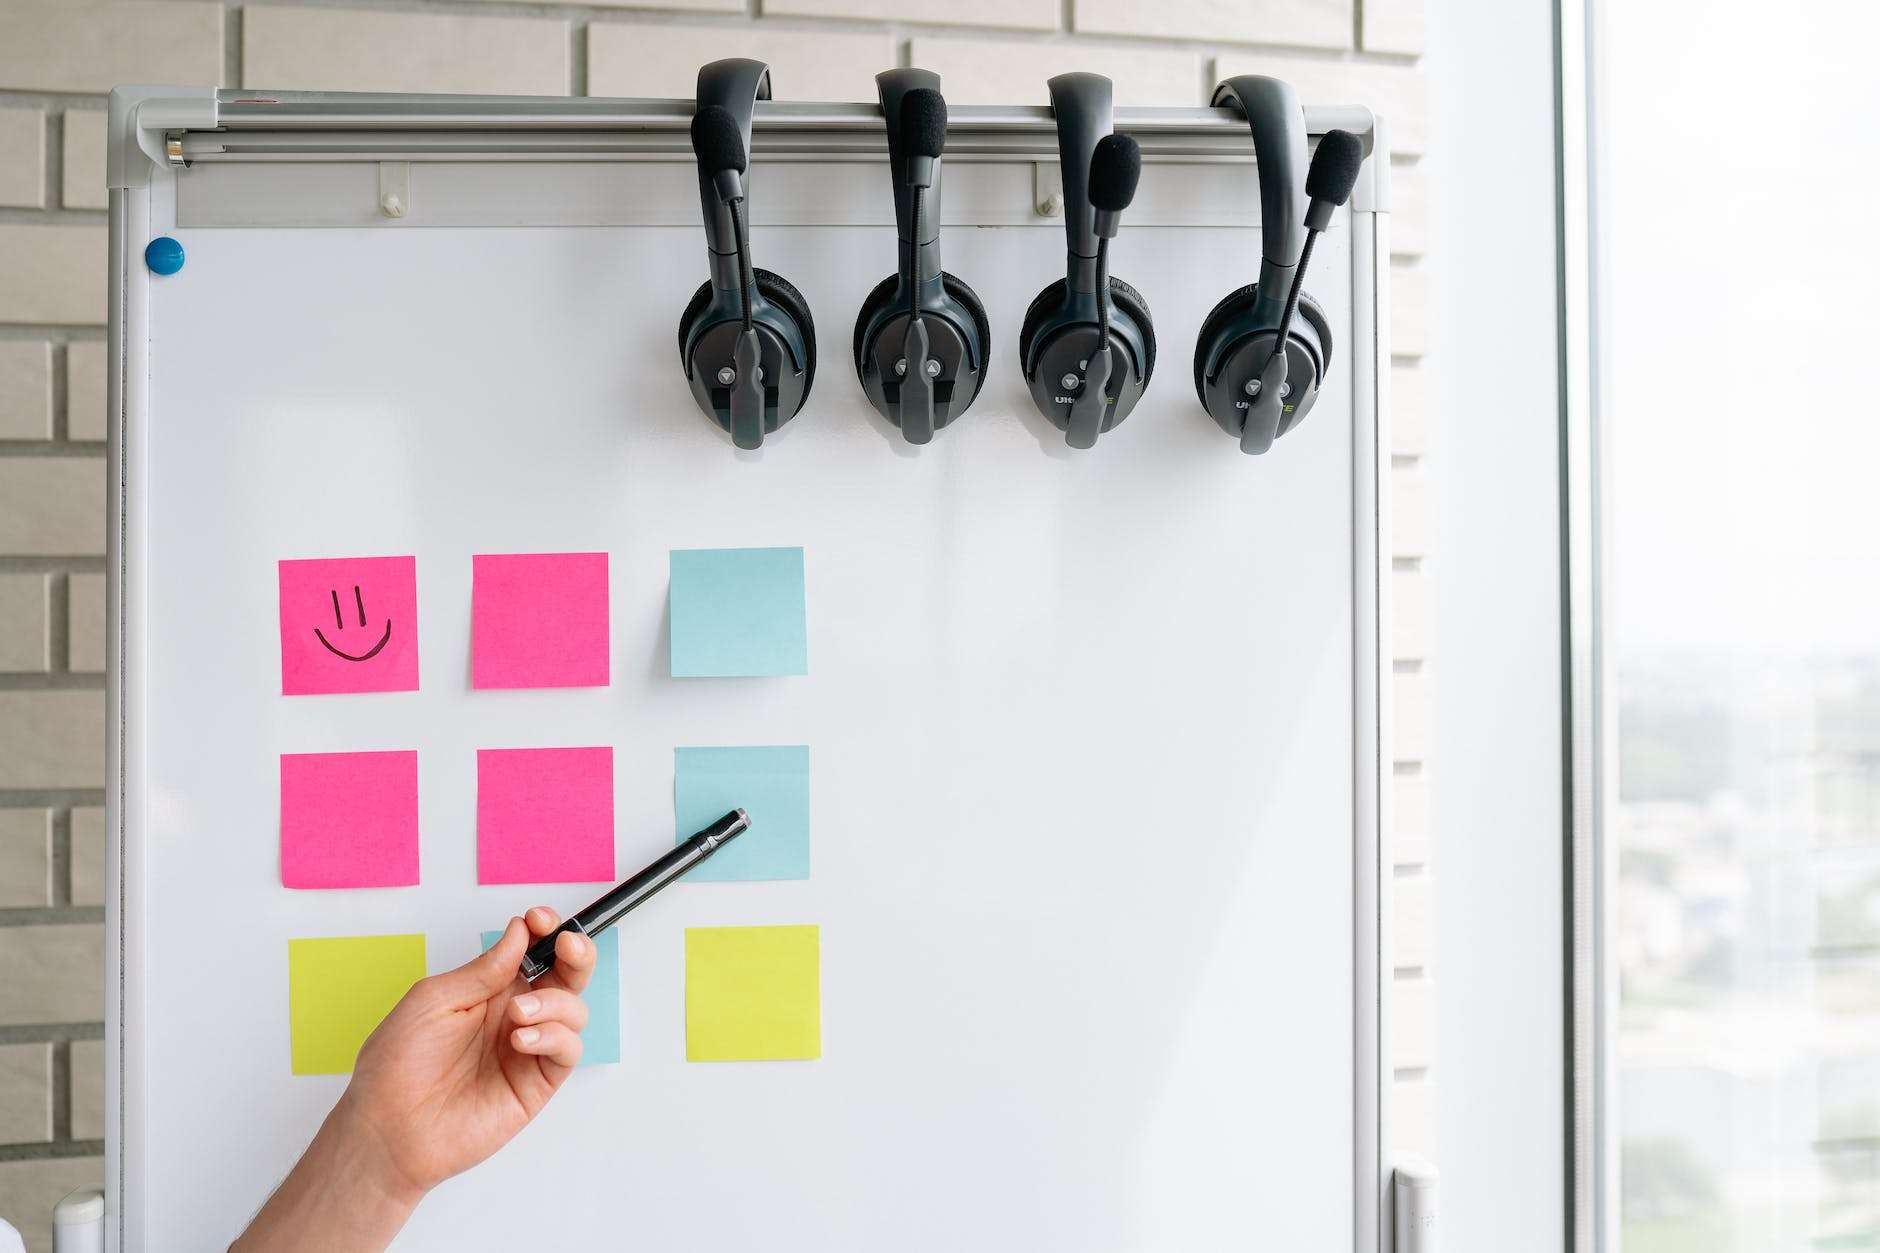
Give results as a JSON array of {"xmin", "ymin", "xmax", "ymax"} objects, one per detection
[{"xmin": 231, "ymin": 1097, "xmax": 424, "ymax": 1252}]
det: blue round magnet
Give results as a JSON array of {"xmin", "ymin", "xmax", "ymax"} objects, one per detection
[{"xmin": 144, "ymin": 236, "xmax": 185, "ymax": 276}]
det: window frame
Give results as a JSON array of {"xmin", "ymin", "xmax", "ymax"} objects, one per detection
[{"xmin": 1557, "ymin": 0, "xmax": 1616, "ymax": 1246}]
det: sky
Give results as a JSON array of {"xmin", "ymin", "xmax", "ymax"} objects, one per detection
[{"xmin": 1603, "ymin": 0, "xmax": 1880, "ymax": 652}]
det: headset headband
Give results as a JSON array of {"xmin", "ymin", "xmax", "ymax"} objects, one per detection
[
  {"xmin": 876, "ymin": 68, "xmax": 943, "ymax": 250},
  {"xmin": 1046, "ymin": 72, "xmax": 1113, "ymax": 292},
  {"xmin": 1211, "ymin": 75, "xmax": 1306, "ymax": 327},
  {"xmin": 694, "ymin": 58, "xmax": 772, "ymax": 268}
]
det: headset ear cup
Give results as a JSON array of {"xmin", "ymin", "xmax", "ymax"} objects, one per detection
[
  {"xmin": 678, "ymin": 279, "xmax": 715, "ymax": 366},
  {"xmin": 1191, "ymin": 283, "xmax": 1258, "ymax": 408},
  {"xmin": 1019, "ymin": 277, "xmax": 1154, "ymax": 387},
  {"xmin": 854, "ymin": 273, "xmax": 988, "ymax": 377},
  {"xmin": 1018, "ymin": 279, "xmax": 1068, "ymax": 378},
  {"xmin": 851, "ymin": 274, "xmax": 899, "ymax": 377},
  {"xmin": 1297, "ymin": 290, "xmax": 1333, "ymax": 377},
  {"xmin": 941, "ymin": 271, "xmax": 991, "ymax": 407},
  {"xmin": 941, "ymin": 271, "xmax": 991, "ymax": 372},
  {"xmin": 1105, "ymin": 276, "xmax": 1156, "ymax": 387},
  {"xmin": 752, "ymin": 267, "xmax": 818, "ymax": 408}
]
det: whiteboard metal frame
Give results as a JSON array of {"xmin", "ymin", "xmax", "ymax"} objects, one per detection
[{"xmin": 103, "ymin": 87, "xmax": 1393, "ymax": 1252}]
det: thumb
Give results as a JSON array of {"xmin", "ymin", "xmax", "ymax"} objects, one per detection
[{"xmin": 433, "ymin": 916, "xmax": 528, "ymax": 1009}]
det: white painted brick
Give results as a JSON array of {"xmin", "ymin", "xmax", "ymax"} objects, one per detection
[
  {"xmin": 589, "ymin": 25, "xmax": 893, "ymax": 103},
  {"xmin": 0, "ymin": 1156, "xmax": 103, "ymax": 1253},
  {"xmin": 65, "ymin": 342, "xmax": 108, "ymax": 443},
  {"xmin": 471, "ymin": 0, "xmax": 739, "ymax": 9},
  {"xmin": 0, "ymin": 809, "xmax": 53, "ymax": 907},
  {"xmin": 0, "ymin": 925, "xmax": 104, "ymax": 1025},
  {"xmin": 1393, "ymin": 668, "xmax": 1429, "ymax": 762},
  {"xmin": 1077, "ymin": 0, "xmax": 1349, "ymax": 52},
  {"xmin": 1392, "ymin": 975, "xmax": 1432, "ymax": 1069},
  {"xmin": 0, "ymin": 1043, "xmax": 52, "ymax": 1143},
  {"xmin": 1391, "ymin": 159, "xmax": 1425, "ymax": 256},
  {"xmin": 773, "ymin": 0, "xmax": 1055, "ymax": 32},
  {"xmin": 70, "ymin": 807, "xmax": 106, "ymax": 909},
  {"xmin": 0, "ymin": 574, "xmax": 51, "ymax": 673},
  {"xmin": 910, "ymin": 37, "xmax": 1202, "ymax": 106},
  {"xmin": 1393, "ymin": 769, "xmax": 1430, "ymax": 865},
  {"xmin": 0, "ymin": 3, "xmax": 223, "ymax": 95},
  {"xmin": 0, "ymin": 226, "xmax": 108, "ymax": 327},
  {"xmin": 1392, "ymin": 566, "xmax": 1427, "ymax": 662},
  {"xmin": 1391, "ymin": 363, "xmax": 1425, "ymax": 455},
  {"xmin": 245, "ymin": 7, "xmax": 569, "ymax": 96},
  {"xmin": 68, "ymin": 573, "xmax": 106, "ymax": 674},
  {"xmin": 62, "ymin": 111, "xmax": 109, "ymax": 212},
  {"xmin": 69, "ymin": 1039, "xmax": 104, "ymax": 1142},
  {"xmin": 0, "ymin": 693, "xmax": 105, "ymax": 790},
  {"xmin": 1363, "ymin": 0, "xmax": 1425, "ymax": 56},
  {"xmin": 1392, "ymin": 1074, "xmax": 1436, "ymax": 1155},
  {"xmin": 0, "ymin": 459, "xmax": 104, "ymax": 557},
  {"xmin": 1391, "ymin": 463, "xmax": 1425, "ymax": 558},
  {"xmin": 0, "ymin": 342, "xmax": 53, "ymax": 440},
  {"xmin": 1214, "ymin": 51, "xmax": 1426, "ymax": 154},
  {"xmin": 1391, "ymin": 261, "xmax": 1428, "ymax": 357},
  {"xmin": 0, "ymin": 109, "xmax": 46, "ymax": 210},
  {"xmin": 1393, "ymin": 871, "xmax": 1431, "ymax": 968}
]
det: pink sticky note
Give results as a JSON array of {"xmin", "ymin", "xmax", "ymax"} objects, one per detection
[
  {"xmin": 477, "ymin": 747, "xmax": 615, "ymax": 884},
  {"xmin": 472, "ymin": 552, "xmax": 610, "ymax": 690},
  {"xmin": 280, "ymin": 751, "xmax": 420, "ymax": 889},
  {"xmin": 279, "ymin": 556, "xmax": 419, "ymax": 696}
]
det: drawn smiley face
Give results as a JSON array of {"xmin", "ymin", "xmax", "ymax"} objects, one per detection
[
  {"xmin": 279, "ymin": 555, "xmax": 419, "ymax": 696},
  {"xmin": 315, "ymin": 584, "xmax": 393, "ymax": 662}
]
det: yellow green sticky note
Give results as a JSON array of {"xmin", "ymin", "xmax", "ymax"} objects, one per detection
[
  {"xmin": 288, "ymin": 934, "xmax": 427, "ymax": 1075},
  {"xmin": 684, "ymin": 924, "xmax": 821, "ymax": 1062}
]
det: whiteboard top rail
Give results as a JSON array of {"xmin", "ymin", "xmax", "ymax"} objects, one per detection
[{"xmin": 113, "ymin": 86, "xmax": 1389, "ymax": 212}]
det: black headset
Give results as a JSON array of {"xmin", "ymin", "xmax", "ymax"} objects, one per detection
[
  {"xmin": 679, "ymin": 58, "xmax": 818, "ymax": 450},
  {"xmin": 1018, "ymin": 73, "xmax": 1151, "ymax": 450},
  {"xmin": 1193, "ymin": 76, "xmax": 1362, "ymax": 454},
  {"xmin": 852, "ymin": 70, "xmax": 989, "ymax": 445}
]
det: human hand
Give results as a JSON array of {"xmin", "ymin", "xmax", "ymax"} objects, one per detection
[
  {"xmin": 339, "ymin": 906, "xmax": 596, "ymax": 1194},
  {"xmin": 233, "ymin": 907, "xmax": 596, "ymax": 1252}
]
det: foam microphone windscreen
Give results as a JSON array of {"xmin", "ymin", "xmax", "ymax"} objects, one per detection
[
  {"xmin": 1089, "ymin": 133, "xmax": 1143, "ymax": 213},
  {"xmin": 1305, "ymin": 129, "xmax": 1363, "ymax": 205},
  {"xmin": 900, "ymin": 88, "xmax": 948, "ymax": 160},
  {"xmin": 690, "ymin": 105, "xmax": 747, "ymax": 176}
]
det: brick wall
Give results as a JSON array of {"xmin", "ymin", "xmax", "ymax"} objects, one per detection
[{"xmin": 0, "ymin": 2, "xmax": 1431, "ymax": 1244}]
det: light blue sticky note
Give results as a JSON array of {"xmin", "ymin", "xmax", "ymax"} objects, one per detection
[
  {"xmin": 480, "ymin": 927, "xmax": 620, "ymax": 1066},
  {"xmin": 669, "ymin": 547, "xmax": 808, "ymax": 678},
  {"xmin": 675, "ymin": 746, "xmax": 810, "ymax": 882}
]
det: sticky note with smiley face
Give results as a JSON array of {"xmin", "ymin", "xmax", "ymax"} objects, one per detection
[{"xmin": 278, "ymin": 556, "xmax": 419, "ymax": 696}]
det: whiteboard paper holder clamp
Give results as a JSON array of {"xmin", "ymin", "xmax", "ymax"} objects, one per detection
[{"xmin": 108, "ymin": 85, "xmax": 219, "ymax": 190}]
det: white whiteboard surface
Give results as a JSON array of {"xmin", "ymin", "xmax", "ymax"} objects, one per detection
[{"xmin": 107, "ymin": 101, "xmax": 1387, "ymax": 1251}]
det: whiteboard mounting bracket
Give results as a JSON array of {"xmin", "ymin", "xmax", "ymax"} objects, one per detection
[
  {"xmin": 109, "ymin": 85, "xmax": 219, "ymax": 189},
  {"xmin": 1033, "ymin": 161, "xmax": 1063, "ymax": 218},
  {"xmin": 378, "ymin": 161, "xmax": 411, "ymax": 219}
]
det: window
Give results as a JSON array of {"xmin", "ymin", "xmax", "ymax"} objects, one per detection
[{"xmin": 1601, "ymin": 1, "xmax": 1880, "ymax": 1248}]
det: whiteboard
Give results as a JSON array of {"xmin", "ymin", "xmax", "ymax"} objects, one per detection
[{"xmin": 104, "ymin": 90, "xmax": 1390, "ymax": 1251}]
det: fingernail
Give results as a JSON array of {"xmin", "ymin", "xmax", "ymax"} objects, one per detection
[
  {"xmin": 516, "ymin": 1027, "xmax": 540, "ymax": 1046},
  {"xmin": 515, "ymin": 995, "xmax": 540, "ymax": 1017}
]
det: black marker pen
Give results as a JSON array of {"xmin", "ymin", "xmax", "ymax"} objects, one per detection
[{"xmin": 518, "ymin": 808, "xmax": 750, "ymax": 981}]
